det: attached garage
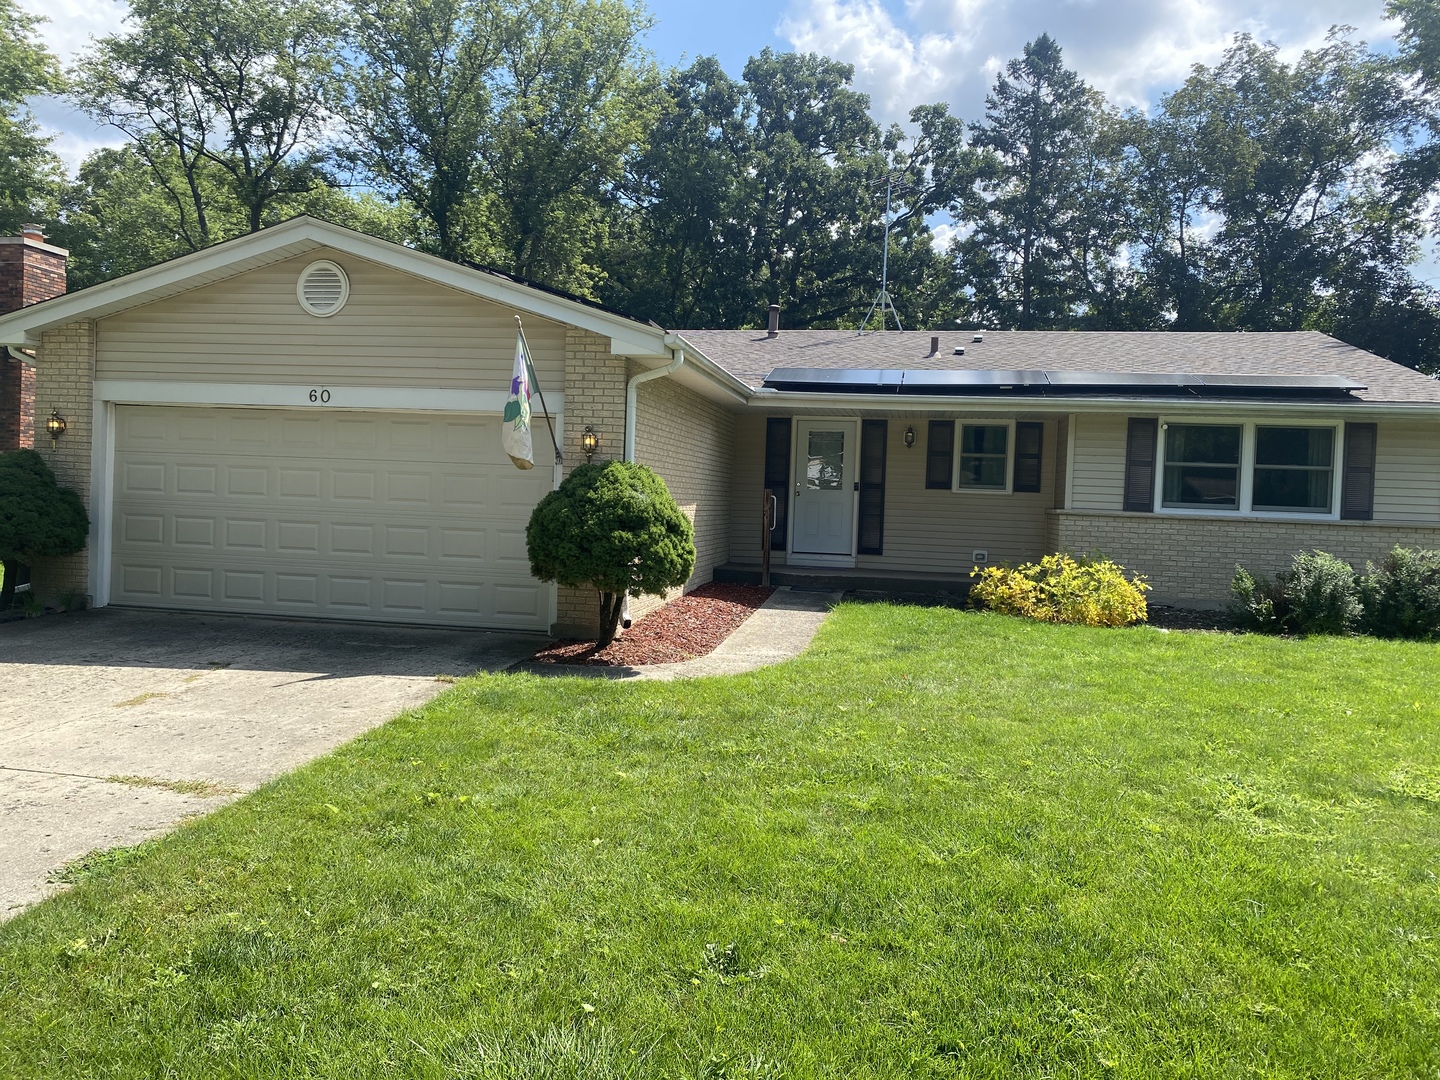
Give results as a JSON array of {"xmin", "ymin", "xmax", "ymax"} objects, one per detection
[
  {"xmin": 109, "ymin": 405, "xmax": 555, "ymax": 630},
  {"xmin": 0, "ymin": 217, "xmax": 710, "ymax": 636}
]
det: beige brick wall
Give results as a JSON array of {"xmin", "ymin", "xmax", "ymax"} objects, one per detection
[
  {"xmin": 552, "ymin": 331, "xmax": 737, "ymax": 637},
  {"xmin": 1052, "ymin": 508, "xmax": 1440, "ymax": 607},
  {"xmin": 628, "ymin": 369, "xmax": 736, "ymax": 622},
  {"xmin": 28, "ymin": 321, "xmax": 95, "ymax": 601},
  {"xmin": 554, "ymin": 329, "xmax": 628, "ymax": 635}
]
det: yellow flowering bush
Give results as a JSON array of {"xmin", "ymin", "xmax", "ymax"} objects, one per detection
[{"xmin": 971, "ymin": 553, "xmax": 1150, "ymax": 627}]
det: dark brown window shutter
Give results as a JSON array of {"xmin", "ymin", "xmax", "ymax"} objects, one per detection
[
  {"xmin": 858, "ymin": 419, "xmax": 887, "ymax": 555},
  {"xmin": 926, "ymin": 420, "xmax": 954, "ymax": 489},
  {"xmin": 1341, "ymin": 422, "xmax": 1377, "ymax": 521},
  {"xmin": 764, "ymin": 417, "xmax": 792, "ymax": 550},
  {"xmin": 1013, "ymin": 421, "xmax": 1044, "ymax": 493},
  {"xmin": 1123, "ymin": 417, "xmax": 1158, "ymax": 512}
]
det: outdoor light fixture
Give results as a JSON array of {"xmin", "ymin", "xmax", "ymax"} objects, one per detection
[
  {"xmin": 45, "ymin": 410, "xmax": 67, "ymax": 446},
  {"xmin": 903, "ymin": 425, "xmax": 916, "ymax": 449},
  {"xmin": 581, "ymin": 425, "xmax": 600, "ymax": 462}
]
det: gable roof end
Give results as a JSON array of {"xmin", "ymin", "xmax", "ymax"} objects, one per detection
[{"xmin": 0, "ymin": 216, "xmax": 670, "ymax": 359}]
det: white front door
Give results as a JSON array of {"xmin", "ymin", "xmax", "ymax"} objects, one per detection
[{"xmin": 792, "ymin": 419, "xmax": 856, "ymax": 557}]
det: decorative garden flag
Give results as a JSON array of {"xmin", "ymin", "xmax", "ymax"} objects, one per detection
[{"xmin": 503, "ymin": 330, "xmax": 534, "ymax": 470}]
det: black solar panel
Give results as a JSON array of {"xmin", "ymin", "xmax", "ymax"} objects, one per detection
[
  {"xmin": 900, "ymin": 369, "xmax": 1050, "ymax": 389},
  {"xmin": 761, "ymin": 366, "xmax": 1369, "ymax": 397},
  {"xmin": 1043, "ymin": 370, "xmax": 1204, "ymax": 388}
]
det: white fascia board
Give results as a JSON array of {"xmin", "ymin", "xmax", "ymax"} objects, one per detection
[
  {"xmin": 669, "ymin": 335, "xmax": 754, "ymax": 402},
  {"xmin": 0, "ymin": 216, "xmax": 671, "ymax": 355},
  {"xmin": 742, "ymin": 391, "xmax": 1440, "ymax": 420},
  {"xmin": 94, "ymin": 380, "xmax": 562, "ymax": 415}
]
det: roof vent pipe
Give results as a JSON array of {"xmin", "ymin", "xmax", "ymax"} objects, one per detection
[
  {"xmin": 767, "ymin": 304, "xmax": 780, "ymax": 338},
  {"xmin": 929, "ymin": 335, "xmax": 939, "ymax": 357}
]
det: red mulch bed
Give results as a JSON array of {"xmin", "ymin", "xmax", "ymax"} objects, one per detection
[{"xmin": 531, "ymin": 583, "xmax": 775, "ymax": 667}]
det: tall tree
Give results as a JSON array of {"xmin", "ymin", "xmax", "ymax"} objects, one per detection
[
  {"xmin": 1170, "ymin": 32, "xmax": 1423, "ymax": 333},
  {"xmin": 70, "ymin": 0, "xmax": 342, "ymax": 245},
  {"xmin": 481, "ymin": 0, "xmax": 658, "ymax": 294},
  {"xmin": 0, "ymin": 0, "xmax": 63, "ymax": 232},
  {"xmin": 956, "ymin": 34, "xmax": 1114, "ymax": 329},
  {"xmin": 341, "ymin": 0, "xmax": 507, "ymax": 261},
  {"xmin": 599, "ymin": 57, "xmax": 754, "ymax": 327}
]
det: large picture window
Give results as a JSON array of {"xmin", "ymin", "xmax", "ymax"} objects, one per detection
[
  {"xmin": 1162, "ymin": 424, "xmax": 1241, "ymax": 509},
  {"xmin": 958, "ymin": 424, "xmax": 1010, "ymax": 491},
  {"xmin": 1156, "ymin": 420, "xmax": 1339, "ymax": 516},
  {"xmin": 1253, "ymin": 426, "xmax": 1334, "ymax": 514}
]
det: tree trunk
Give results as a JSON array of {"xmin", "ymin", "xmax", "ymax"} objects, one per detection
[
  {"xmin": 596, "ymin": 589, "xmax": 625, "ymax": 648},
  {"xmin": 1, "ymin": 559, "xmax": 16, "ymax": 611}
]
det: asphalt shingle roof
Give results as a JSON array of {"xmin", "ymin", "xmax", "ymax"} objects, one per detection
[{"xmin": 676, "ymin": 329, "xmax": 1440, "ymax": 405}]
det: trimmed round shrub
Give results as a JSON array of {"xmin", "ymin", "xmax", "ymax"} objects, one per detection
[
  {"xmin": 526, "ymin": 461, "xmax": 695, "ymax": 647},
  {"xmin": 1230, "ymin": 550, "xmax": 1360, "ymax": 635},
  {"xmin": 1358, "ymin": 546, "xmax": 1440, "ymax": 640},
  {"xmin": 0, "ymin": 449, "xmax": 90, "ymax": 609},
  {"xmin": 970, "ymin": 553, "xmax": 1149, "ymax": 627}
]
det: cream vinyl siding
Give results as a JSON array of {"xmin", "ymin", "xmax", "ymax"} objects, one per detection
[
  {"xmin": 1373, "ymin": 419, "xmax": 1440, "ymax": 522},
  {"xmin": 728, "ymin": 414, "xmax": 1054, "ymax": 572},
  {"xmin": 730, "ymin": 413, "xmax": 770, "ymax": 565},
  {"xmin": 110, "ymin": 405, "xmax": 553, "ymax": 629},
  {"xmin": 857, "ymin": 419, "xmax": 1053, "ymax": 573},
  {"xmin": 1069, "ymin": 413, "xmax": 1440, "ymax": 522},
  {"xmin": 1069, "ymin": 413, "xmax": 1129, "ymax": 511},
  {"xmin": 95, "ymin": 250, "xmax": 566, "ymax": 390}
]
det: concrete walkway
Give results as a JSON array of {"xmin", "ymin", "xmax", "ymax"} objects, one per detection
[
  {"xmin": 0, "ymin": 608, "xmax": 541, "ymax": 918},
  {"xmin": 523, "ymin": 586, "xmax": 840, "ymax": 681}
]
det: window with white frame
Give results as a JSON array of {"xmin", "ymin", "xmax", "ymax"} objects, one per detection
[
  {"xmin": 957, "ymin": 423, "xmax": 1011, "ymax": 491},
  {"xmin": 1159, "ymin": 420, "xmax": 1339, "ymax": 516},
  {"xmin": 1252, "ymin": 426, "xmax": 1335, "ymax": 514},
  {"xmin": 1162, "ymin": 424, "xmax": 1241, "ymax": 509}
]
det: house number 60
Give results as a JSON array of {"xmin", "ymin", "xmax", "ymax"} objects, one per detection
[{"xmin": 308, "ymin": 388, "xmax": 331, "ymax": 403}]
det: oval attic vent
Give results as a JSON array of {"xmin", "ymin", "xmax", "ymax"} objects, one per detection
[{"xmin": 297, "ymin": 260, "xmax": 349, "ymax": 317}]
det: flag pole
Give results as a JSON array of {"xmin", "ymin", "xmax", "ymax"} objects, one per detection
[{"xmin": 514, "ymin": 316, "xmax": 563, "ymax": 467}]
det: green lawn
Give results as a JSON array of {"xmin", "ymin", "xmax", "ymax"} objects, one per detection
[{"xmin": 2, "ymin": 605, "xmax": 1438, "ymax": 1078}]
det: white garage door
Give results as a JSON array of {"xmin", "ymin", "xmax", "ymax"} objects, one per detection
[{"xmin": 110, "ymin": 405, "xmax": 554, "ymax": 630}]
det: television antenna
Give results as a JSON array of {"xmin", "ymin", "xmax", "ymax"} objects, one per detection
[{"xmin": 858, "ymin": 172, "xmax": 907, "ymax": 334}]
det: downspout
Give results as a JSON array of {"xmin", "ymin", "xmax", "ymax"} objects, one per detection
[
  {"xmin": 618, "ymin": 341, "xmax": 685, "ymax": 628},
  {"xmin": 624, "ymin": 341, "xmax": 685, "ymax": 462}
]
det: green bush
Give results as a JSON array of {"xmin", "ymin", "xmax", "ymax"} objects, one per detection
[
  {"xmin": 1230, "ymin": 551, "xmax": 1360, "ymax": 635},
  {"xmin": 970, "ymin": 553, "xmax": 1149, "ymax": 627},
  {"xmin": 0, "ymin": 450, "xmax": 90, "ymax": 610},
  {"xmin": 1358, "ymin": 546, "xmax": 1440, "ymax": 640},
  {"xmin": 527, "ymin": 461, "xmax": 695, "ymax": 647}
]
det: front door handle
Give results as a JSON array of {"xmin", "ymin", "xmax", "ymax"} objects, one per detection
[{"xmin": 795, "ymin": 481, "xmax": 801, "ymax": 496}]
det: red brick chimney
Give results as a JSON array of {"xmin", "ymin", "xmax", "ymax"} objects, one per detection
[{"xmin": 0, "ymin": 225, "xmax": 67, "ymax": 451}]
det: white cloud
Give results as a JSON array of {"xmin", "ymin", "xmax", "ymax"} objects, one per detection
[
  {"xmin": 20, "ymin": 0, "xmax": 130, "ymax": 171},
  {"xmin": 781, "ymin": 0, "xmax": 1395, "ymax": 126}
]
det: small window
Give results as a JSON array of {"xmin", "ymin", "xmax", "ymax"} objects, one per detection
[
  {"xmin": 958, "ymin": 424, "xmax": 1009, "ymax": 491},
  {"xmin": 1163, "ymin": 424, "xmax": 1240, "ymax": 509},
  {"xmin": 1253, "ymin": 426, "xmax": 1334, "ymax": 514}
]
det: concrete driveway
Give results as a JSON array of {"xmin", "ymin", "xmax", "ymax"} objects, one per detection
[{"xmin": 0, "ymin": 608, "xmax": 543, "ymax": 918}]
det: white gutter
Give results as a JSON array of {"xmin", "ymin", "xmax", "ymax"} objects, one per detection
[{"xmin": 624, "ymin": 341, "xmax": 686, "ymax": 461}]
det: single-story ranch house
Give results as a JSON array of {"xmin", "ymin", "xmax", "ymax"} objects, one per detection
[{"xmin": 4, "ymin": 216, "xmax": 1440, "ymax": 635}]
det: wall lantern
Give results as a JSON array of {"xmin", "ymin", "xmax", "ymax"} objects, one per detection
[
  {"xmin": 581, "ymin": 425, "xmax": 600, "ymax": 463},
  {"xmin": 903, "ymin": 425, "xmax": 916, "ymax": 449},
  {"xmin": 45, "ymin": 410, "xmax": 67, "ymax": 446}
]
